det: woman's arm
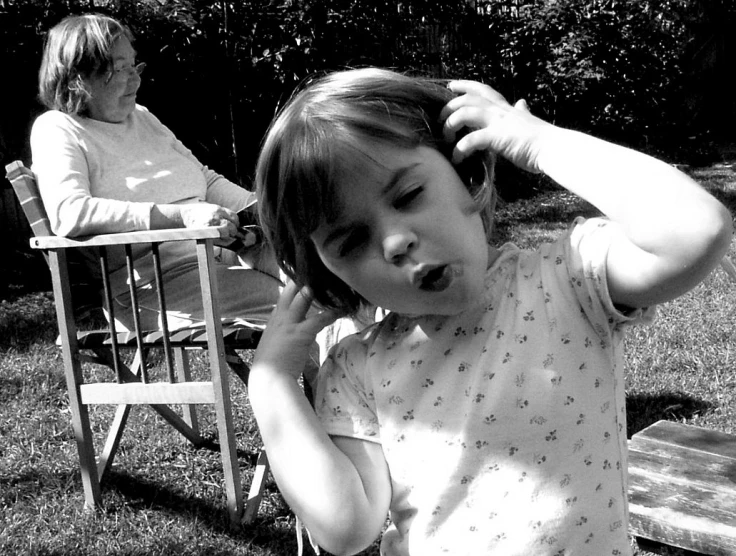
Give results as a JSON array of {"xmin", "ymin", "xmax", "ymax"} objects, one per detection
[
  {"xmin": 248, "ymin": 282, "xmax": 392, "ymax": 555},
  {"xmin": 167, "ymin": 124, "xmax": 256, "ymax": 212},
  {"xmin": 31, "ymin": 113, "xmax": 153, "ymax": 237},
  {"xmin": 31, "ymin": 111, "xmax": 241, "ymax": 238},
  {"xmin": 442, "ymin": 81, "xmax": 733, "ymax": 308}
]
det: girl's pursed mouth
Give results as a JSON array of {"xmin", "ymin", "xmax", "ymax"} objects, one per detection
[{"xmin": 416, "ymin": 265, "xmax": 454, "ymax": 292}]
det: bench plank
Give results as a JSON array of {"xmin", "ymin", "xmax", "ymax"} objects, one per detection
[{"xmin": 628, "ymin": 420, "xmax": 736, "ymax": 555}]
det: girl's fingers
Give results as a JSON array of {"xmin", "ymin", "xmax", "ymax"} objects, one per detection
[
  {"xmin": 452, "ymin": 129, "xmax": 494, "ymax": 165},
  {"xmin": 442, "ymin": 105, "xmax": 490, "ymax": 141},
  {"xmin": 309, "ymin": 307, "xmax": 341, "ymax": 331},
  {"xmin": 447, "ymin": 80, "xmax": 508, "ymax": 103},
  {"xmin": 274, "ymin": 280, "xmax": 310, "ymax": 318},
  {"xmin": 275, "ymin": 281, "xmax": 339, "ymax": 329},
  {"xmin": 515, "ymin": 98, "xmax": 530, "ymax": 112},
  {"xmin": 275, "ymin": 279, "xmax": 300, "ymax": 309},
  {"xmin": 440, "ymin": 80, "xmax": 509, "ymax": 120},
  {"xmin": 440, "ymin": 91, "xmax": 487, "ymax": 124}
]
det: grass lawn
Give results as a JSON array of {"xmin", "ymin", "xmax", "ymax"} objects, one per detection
[{"xmin": 1, "ymin": 160, "xmax": 735, "ymax": 555}]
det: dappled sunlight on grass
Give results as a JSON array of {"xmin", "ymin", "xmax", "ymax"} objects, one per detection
[{"xmin": 625, "ymin": 253, "xmax": 736, "ymax": 437}]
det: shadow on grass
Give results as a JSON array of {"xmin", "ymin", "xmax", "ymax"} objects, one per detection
[
  {"xmin": 0, "ymin": 441, "xmax": 282, "ymax": 529},
  {"xmin": 626, "ymin": 391, "xmax": 714, "ymax": 439},
  {"xmin": 0, "ymin": 291, "xmax": 58, "ymax": 350},
  {"xmin": 104, "ymin": 470, "xmax": 241, "ymax": 531},
  {"xmin": 103, "ymin": 470, "xmax": 301, "ymax": 549},
  {"xmin": 1, "ymin": 465, "xmax": 297, "ymax": 551},
  {"xmin": 0, "ymin": 467, "xmax": 81, "ymax": 507}
]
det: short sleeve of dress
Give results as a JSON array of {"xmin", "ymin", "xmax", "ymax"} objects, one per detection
[
  {"xmin": 559, "ymin": 216, "xmax": 656, "ymax": 336},
  {"xmin": 314, "ymin": 327, "xmax": 381, "ymax": 444}
]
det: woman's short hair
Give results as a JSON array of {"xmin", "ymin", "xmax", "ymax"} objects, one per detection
[
  {"xmin": 38, "ymin": 13, "xmax": 133, "ymax": 114},
  {"xmin": 256, "ymin": 67, "xmax": 496, "ymax": 316}
]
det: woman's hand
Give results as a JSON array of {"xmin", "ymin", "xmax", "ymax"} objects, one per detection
[
  {"xmin": 180, "ymin": 201, "xmax": 238, "ymax": 229},
  {"xmin": 253, "ymin": 280, "xmax": 339, "ymax": 381},
  {"xmin": 440, "ymin": 80, "xmax": 551, "ymax": 173},
  {"xmin": 151, "ymin": 202, "xmax": 243, "ymax": 245},
  {"xmin": 151, "ymin": 201, "xmax": 240, "ymax": 240}
]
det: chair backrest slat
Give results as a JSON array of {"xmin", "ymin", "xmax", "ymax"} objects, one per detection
[
  {"xmin": 5, "ymin": 160, "xmax": 105, "ymax": 320},
  {"xmin": 5, "ymin": 161, "xmax": 54, "ymax": 238}
]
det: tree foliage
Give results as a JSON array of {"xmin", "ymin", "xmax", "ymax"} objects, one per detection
[{"xmin": 1, "ymin": 0, "xmax": 734, "ymax": 183}]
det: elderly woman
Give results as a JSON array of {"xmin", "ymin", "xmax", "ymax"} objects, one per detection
[{"xmin": 31, "ymin": 13, "xmax": 280, "ymax": 331}]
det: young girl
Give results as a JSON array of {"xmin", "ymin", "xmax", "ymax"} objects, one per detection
[{"xmin": 249, "ymin": 68, "xmax": 733, "ymax": 555}]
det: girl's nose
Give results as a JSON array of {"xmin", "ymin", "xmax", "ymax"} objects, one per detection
[{"xmin": 383, "ymin": 230, "xmax": 417, "ymax": 263}]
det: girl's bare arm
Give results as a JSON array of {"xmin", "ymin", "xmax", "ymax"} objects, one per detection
[
  {"xmin": 248, "ymin": 282, "xmax": 391, "ymax": 555},
  {"xmin": 534, "ymin": 128, "xmax": 732, "ymax": 308},
  {"xmin": 442, "ymin": 81, "xmax": 733, "ymax": 308}
]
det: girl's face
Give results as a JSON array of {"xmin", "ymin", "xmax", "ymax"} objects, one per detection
[
  {"xmin": 83, "ymin": 36, "xmax": 140, "ymax": 123},
  {"xmin": 311, "ymin": 143, "xmax": 491, "ymax": 317}
]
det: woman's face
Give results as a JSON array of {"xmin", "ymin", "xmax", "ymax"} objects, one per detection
[{"xmin": 83, "ymin": 36, "xmax": 141, "ymax": 123}]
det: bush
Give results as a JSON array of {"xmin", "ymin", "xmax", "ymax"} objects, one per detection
[{"xmin": 3, "ymin": 0, "xmax": 732, "ymax": 178}]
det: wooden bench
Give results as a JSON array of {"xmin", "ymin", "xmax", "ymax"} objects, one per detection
[{"xmin": 628, "ymin": 420, "xmax": 736, "ymax": 554}]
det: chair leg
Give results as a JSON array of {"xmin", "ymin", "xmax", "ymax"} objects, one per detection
[
  {"xmin": 209, "ymin": 351, "xmax": 244, "ymax": 525},
  {"xmin": 224, "ymin": 347, "xmax": 273, "ymax": 525},
  {"xmin": 68, "ymin": 387, "xmax": 103, "ymax": 510},
  {"xmin": 49, "ymin": 250, "xmax": 103, "ymax": 510},
  {"xmin": 97, "ymin": 403, "xmax": 133, "ymax": 481},
  {"xmin": 224, "ymin": 347, "xmax": 250, "ymax": 385},
  {"xmin": 174, "ymin": 348, "xmax": 199, "ymax": 436},
  {"xmin": 721, "ymin": 255, "xmax": 736, "ymax": 283},
  {"xmin": 243, "ymin": 450, "xmax": 269, "ymax": 524}
]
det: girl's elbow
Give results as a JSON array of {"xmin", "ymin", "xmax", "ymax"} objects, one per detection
[
  {"xmin": 319, "ymin": 532, "xmax": 379, "ymax": 556},
  {"xmin": 683, "ymin": 203, "xmax": 734, "ymax": 284},
  {"xmin": 309, "ymin": 510, "xmax": 384, "ymax": 556},
  {"xmin": 703, "ymin": 203, "xmax": 734, "ymax": 262}
]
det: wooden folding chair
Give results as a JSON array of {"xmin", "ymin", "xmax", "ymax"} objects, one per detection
[
  {"xmin": 5, "ymin": 160, "xmax": 270, "ymax": 526},
  {"xmin": 628, "ymin": 249, "xmax": 736, "ymax": 555}
]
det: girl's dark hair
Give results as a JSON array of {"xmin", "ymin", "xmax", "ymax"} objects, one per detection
[
  {"xmin": 256, "ymin": 67, "xmax": 496, "ymax": 316},
  {"xmin": 38, "ymin": 13, "xmax": 133, "ymax": 114}
]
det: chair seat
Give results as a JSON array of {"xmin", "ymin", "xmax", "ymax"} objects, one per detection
[
  {"xmin": 76, "ymin": 325, "xmax": 262, "ymax": 349},
  {"xmin": 628, "ymin": 420, "xmax": 736, "ymax": 555}
]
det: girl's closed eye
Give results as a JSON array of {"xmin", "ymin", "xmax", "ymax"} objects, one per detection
[{"xmin": 394, "ymin": 185, "xmax": 424, "ymax": 210}]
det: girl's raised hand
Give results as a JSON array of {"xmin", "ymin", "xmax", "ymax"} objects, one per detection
[
  {"xmin": 440, "ymin": 80, "xmax": 551, "ymax": 173},
  {"xmin": 252, "ymin": 280, "xmax": 339, "ymax": 381}
]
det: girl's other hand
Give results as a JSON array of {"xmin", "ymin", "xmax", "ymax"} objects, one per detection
[
  {"xmin": 440, "ymin": 80, "xmax": 551, "ymax": 173},
  {"xmin": 253, "ymin": 281, "xmax": 339, "ymax": 381}
]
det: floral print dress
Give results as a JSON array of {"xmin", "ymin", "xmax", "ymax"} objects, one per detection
[{"xmin": 315, "ymin": 218, "xmax": 654, "ymax": 556}]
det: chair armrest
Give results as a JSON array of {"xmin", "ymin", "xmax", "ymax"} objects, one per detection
[{"xmin": 30, "ymin": 225, "xmax": 228, "ymax": 250}]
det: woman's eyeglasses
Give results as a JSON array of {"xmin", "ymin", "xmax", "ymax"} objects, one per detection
[{"xmin": 105, "ymin": 62, "xmax": 146, "ymax": 84}]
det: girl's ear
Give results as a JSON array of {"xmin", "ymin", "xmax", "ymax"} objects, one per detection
[{"xmin": 454, "ymin": 151, "xmax": 487, "ymax": 190}]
